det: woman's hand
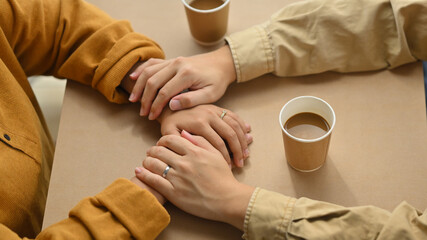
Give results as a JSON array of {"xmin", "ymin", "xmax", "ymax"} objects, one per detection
[
  {"xmin": 135, "ymin": 131, "xmax": 255, "ymax": 230},
  {"xmin": 157, "ymin": 105, "xmax": 252, "ymax": 168},
  {"xmin": 129, "ymin": 176, "xmax": 165, "ymax": 204},
  {"xmin": 128, "ymin": 45, "xmax": 236, "ymax": 120}
]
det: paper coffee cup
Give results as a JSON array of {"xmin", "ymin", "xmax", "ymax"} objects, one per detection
[
  {"xmin": 181, "ymin": 0, "xmax": 230, "ymax": 46},
  {"xmin": 279, "ymin": 96, "xmax": 336, "ymax": 172}
]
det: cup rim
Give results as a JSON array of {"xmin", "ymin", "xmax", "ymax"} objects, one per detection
[
  {"xmin": 279, "ymin": 96, "xmax": 336, "ymax": 143},
  {"xmin": 181, "ymin": 0, "xmax": 230, "ymax": 13}
]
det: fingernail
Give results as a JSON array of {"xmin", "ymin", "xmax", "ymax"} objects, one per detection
[
  {"xmin": 246, "ymin": 134, "xmax": 253, "ymax": 142},
  {"xmin": 135, "ymin": 167, "xmax": 142, "ymax": 173},
  {"xmin": 169, "ymin": 99, "xmax": 182, "ymax": 110},
  {"xmin": 130, "ymin": 72, "xmax": 137, "ymax": 79},
  {"xmin": 239, "ymin": 159, "xmax": 244, "ymax": 167},
  {"xmin": 139, "ymin": 107, "xmax": 145, "ymax": 116},
  {"xmin": 148, "ymin": 112, "xmax": 154, "ymax": 120},
  {"xmin": 228, "ymin": 163, "xmax": 232, "ymax": 169},
  {"xmin": 245, "ymin": 123, "xmax": 251, "ymax": 131},
  {"xmin": 244, "ymin": 148, "xmax": 249, "ymax": 158},
  {"xmin": 129, "ymin": 93, "xmax": 135, "ymax": 101}
]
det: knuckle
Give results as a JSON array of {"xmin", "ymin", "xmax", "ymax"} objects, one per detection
[
  {"xmin": 173, "ymin": 56, "xmax": 186, "ymax": 65},
  {"xmin": 179, "ymin": 96, "xmax": 193, "ymax": 108},
  {"xmin": 223, "ymin": 131, "xmax": 237, "ymax": 141},
  {"xmin": 180, "ymin": 65, "xmax": 193, "ymax": 76},
  {"xmin": 194, "ymin": 117, "xmax": 206, "ymax": 126},
  {"xmin": 140, "ymin": 68, "xmax": 153, "ymax": 79},
  {"xmin": 157, "ymin": 88, "xmax": 169, "ymax": 100},
  {"xmin": 160, "ymin": 135, "xmax": 176, "ymax": 146},
  {"xmin": 148, "ymin": 146, "xmax": 161, "ymax": 156},
  {"xmin": 228, "ymin": 120, "xmax": 240, "ymax": 130},
  {"xmin": 204, "ymin": 91, "xmax": 216, "ymax": 101},
  {"xmin": 143, "ymin": 157, "xmax": 153, "ymax": 168},
  {"xmin": 212, "ymin": 137, "xmax": 226, "ymax": 148},
  {"xmin": 145, "ymin": 78, "xmax": 156, "ymax": 88}
]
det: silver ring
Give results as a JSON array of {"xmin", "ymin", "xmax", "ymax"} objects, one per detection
[
  {"xmin": 162, "ymin": 165, "xmax": 171, "ymax": 178},
  {"xmin": 220, "ymin": 110, "xmax": 227, "ymax": 120}
]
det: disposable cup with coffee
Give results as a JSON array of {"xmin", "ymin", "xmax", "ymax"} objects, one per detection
[
  {"xmin": 181, "ymin": 0, "xmax": 230, "ymax": 46},
  {"xmin": 279, "ymin": 96, "xmax": 336, "ymax": 172}
]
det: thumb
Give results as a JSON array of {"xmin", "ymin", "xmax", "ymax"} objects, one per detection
[
  {"xmin": 181, "ymin": 130, "xmax": 216, "ymax": 151},
  {"xmin": 169, "ymin": 88, "xmax": 217, "ymax": 111}
]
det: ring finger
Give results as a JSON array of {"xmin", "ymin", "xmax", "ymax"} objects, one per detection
[
  {"xmin": 143, "ymin": 156, "xmax": 175, "ymax": 179},
  {"xmin": 222, "ymin": 113, "xmax": 248, "ymax": 158},
  {"xmin": 211, "ymin": 116, "xmax": 244, "ymax": 167}
]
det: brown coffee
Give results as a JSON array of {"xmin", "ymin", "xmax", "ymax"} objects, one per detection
[
  {"xmin": 189, "ymin": 0, "xmax": 224, "ymax": 10},
  {"xmin": 285, "ymin": 112, "xmax": 330, "ymax": 140}
]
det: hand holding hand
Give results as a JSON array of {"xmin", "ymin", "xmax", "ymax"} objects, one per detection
[
  {"xmin": 135, "ymin": 131, "xmax": 254, "ymax": 230},
  {"xmin": 158, "ymin": 104, "xmax": 252, "ymax": 168},
  {"xmin": 128, "ymin": 45, "xmax": 236, "ymax": 120}
]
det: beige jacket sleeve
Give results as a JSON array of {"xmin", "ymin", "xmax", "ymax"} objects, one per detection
[
  {"xmin": 243, "ymin": 188, "xmax": 427, "ymax": 240},
  {"xmin": 225, "ymin": 0, "xmax": 427, "ymax": 82}
]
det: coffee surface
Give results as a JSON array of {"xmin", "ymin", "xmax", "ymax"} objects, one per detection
[
  {"xmin": 285, "ymin": 112, "xmax": 329, "ymax": 139},
  {"xmin": 189, "ymin": 0, "xmax": 224, "ymax": 10}
]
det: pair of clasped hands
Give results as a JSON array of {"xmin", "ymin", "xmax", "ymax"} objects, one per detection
[{"xmin": 128, "ymin": 46, "xmax": 255, "ymax": 230}]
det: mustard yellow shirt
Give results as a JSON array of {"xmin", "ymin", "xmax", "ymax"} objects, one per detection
[
  {"xmin": 225, "ymin": 0, "xmax": 427, "ymax": 239},
  {"xmin": 0, "ymin": 0, "xmax": 169, "ymax": 238}
]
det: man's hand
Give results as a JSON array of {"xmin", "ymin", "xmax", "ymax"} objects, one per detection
[{"xmin": 128, "ymin": 45, "xmax": 237, "ymax": 120}]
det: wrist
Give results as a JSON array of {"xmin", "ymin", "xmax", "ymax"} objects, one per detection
[
  {"xmin": 215, "ymin": 45, "xmax": 237, "ymax": 85},
  {"xmin": 219, "ymin": 183, "xmax": 255, "ymax": 230},
  {"xmin": 120, "ymin": 61, "xmax": 144, "ymax": 94},
  {"xmin": 130, "ymin": 176, "xmax": 166, "ymax": 204},
  {"xmin": 156, "ymin": 106, "xmax": 173, "ymax": 125}
]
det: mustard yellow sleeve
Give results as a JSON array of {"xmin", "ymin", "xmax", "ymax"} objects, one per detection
[
  {"xmin": 243, "ymin": 188, "xmax": 427, "ymax": 240},
  {"xmin": 0, "ymin": 178, "xmax": 170, "ymax": 239},
  {"xmin": 0, "ymin": 0, "xmax": 164, "ymax": 103},
  {"xmin": 225, "ymin": 0, "xmax": 427, "ymax": 82}
]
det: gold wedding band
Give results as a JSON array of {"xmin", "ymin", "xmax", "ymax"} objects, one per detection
[{"xmin": 220, "ymin": 110, "xmax": 227, "ymax": 120}]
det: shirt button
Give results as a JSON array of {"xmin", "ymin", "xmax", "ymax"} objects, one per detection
[{"xmin": 4, "ymin": 134, "xmax": 10, "ymax": 141}]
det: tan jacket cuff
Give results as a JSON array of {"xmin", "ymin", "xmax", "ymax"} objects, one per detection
[
  {"xmin": 243, "ymin": 188, "xmax": 296, "ymax": 240},
  {"xmin": 93, "ymin": 178, "xmax": 170, "ymax": 239},
  {"xmin": 225, "ymin": 23, "xmax": 274, "ymax": 83}
]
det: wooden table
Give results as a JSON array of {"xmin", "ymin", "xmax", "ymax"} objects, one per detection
[{"xmin": 43, "ymin": 0, "xmax": 427, "ymax": 239}]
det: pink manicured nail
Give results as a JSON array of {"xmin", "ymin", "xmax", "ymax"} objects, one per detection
[
  {"xmin": 244, "ymin": 148, "xmax": 249, "ymax": 158},
  {"xmin": 238, "ymin": 159, "xmax": 244, "ymax": 167},
  {"xmin": 129, "ymin": 93, "xmax": 135, "ymax": 101},
  {"xmin": 135, "ymin": 167, "xmax": 142, "ymax": 173},
  {"xmin": 169, "ymin": 99, "xmax": 182, "ymax": 110},
  {"xmin": 246, "ymin": 134, "xmax": 253, "ymax": 142},
  {"xmin": 130, "ymin": 72, "xmax": 138, "ymax": 79}
]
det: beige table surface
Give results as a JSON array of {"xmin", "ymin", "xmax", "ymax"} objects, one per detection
[{"xmin": 43, "ymin": 0, "xmax": 427, "ymax": 239}]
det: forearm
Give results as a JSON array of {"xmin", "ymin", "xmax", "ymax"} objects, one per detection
[
  {"xmin": 226, "ymin": 0, "xmax": 426, "ymax": 82},
  {"xmin": 1, "ymin": 0, "xmax": 164, "ymax": 103},
  {"xmin": 243, "ymin": 188, "xmax": 426, "ymax": 240},
  {"xmin": 219, "ymin": 183, "xmax": 255, "ymax": 231},
  {"xmin": 212, "ymin": 45, "xmax": 237, "ymax": 85},
  {"xmin": 40, "ymin": 179, "xmax": 169, "ymax": 239}
]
